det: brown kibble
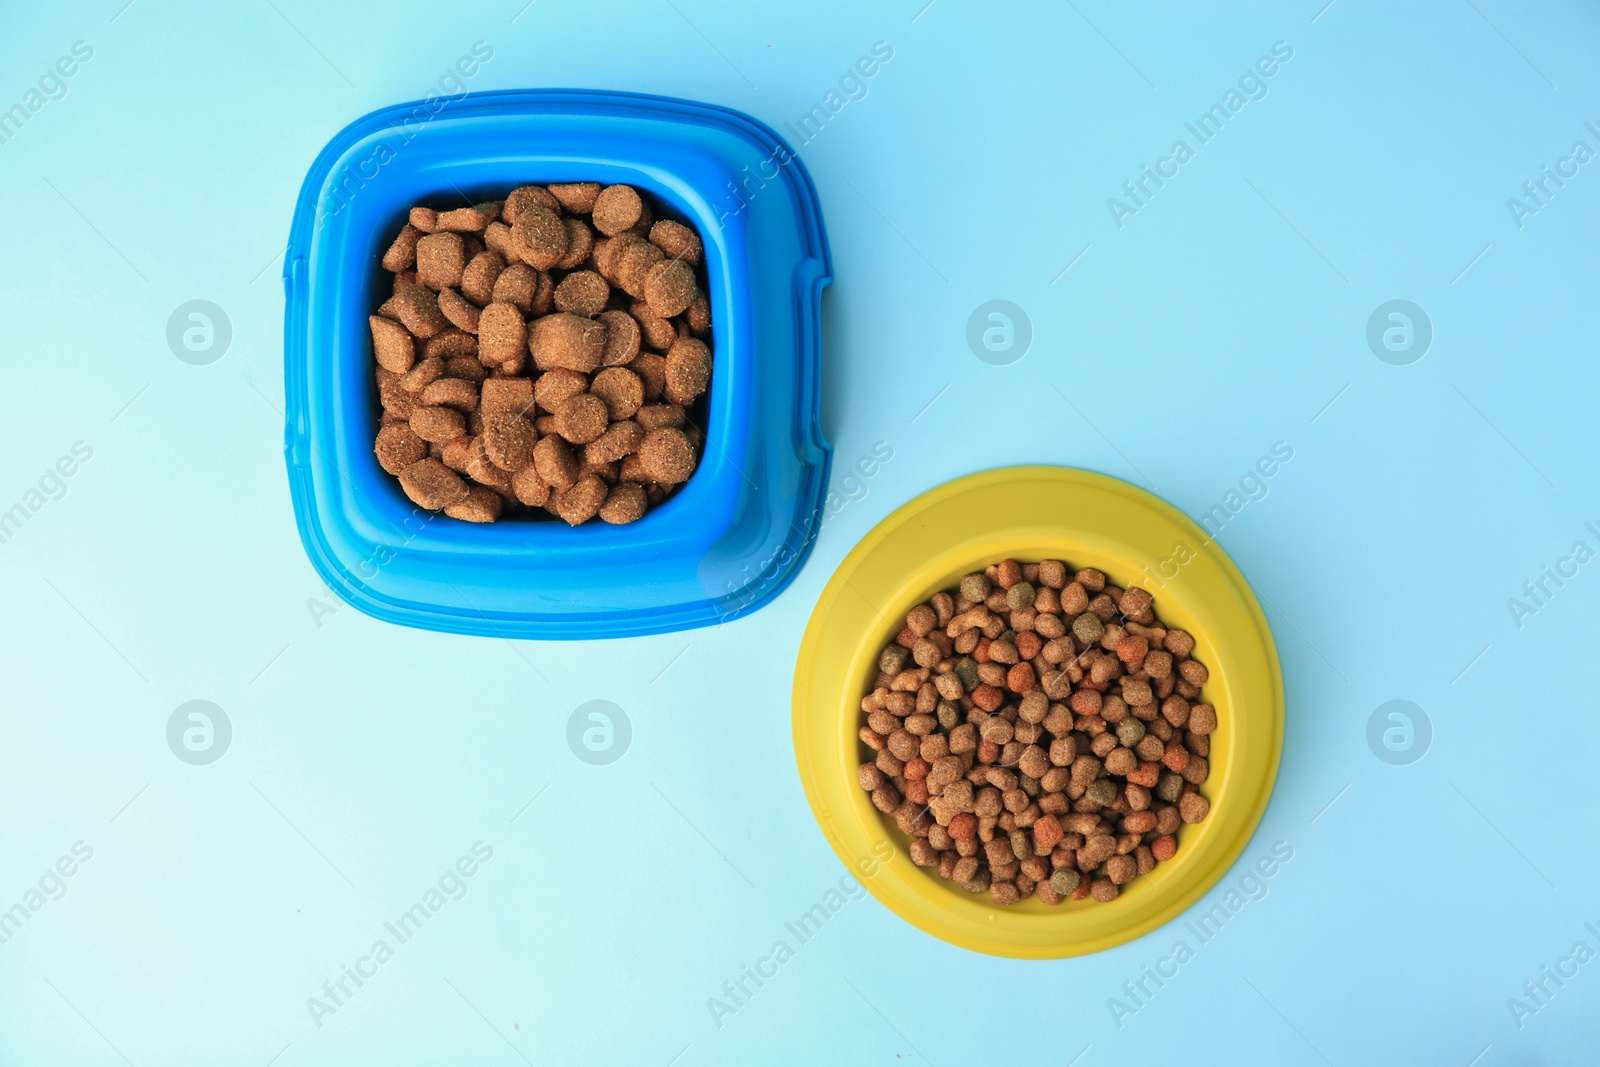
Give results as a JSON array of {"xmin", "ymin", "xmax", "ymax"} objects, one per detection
[
  {"xmin": 631, "ymin": 299, "xmax": 677, "ymax": 351},
  {"xmin": 555, "ymin": 393, "xmax": 609, "ymax": 444},
  {"xmin": 598, "ymin": 481, "xmax": 647, "ymax": 524},
  {"xmin": 584, "ymin": 420, "xmax": 643, "ymax": 465},
  {"xmin": 410, "ymin": 405, "xmax": 466, "ymax": 443},
  {"xmin": 870, "ymin": 783, "xmax": 900, "ymax": 813},
  {"xmin": 382, "ymin": 223, "xmax": 421, "ymax": 272},
  {"xmin": 444, "ymin": 486, "xmax": 502, "ymax": 522},
  {"xmin": 607, "ymin": 234, "xmax": 664, "ymax": 298},
  {"xmin": 491, "ymin": 262, "xmax": 537, "ymax": 312},
  {"xmin": 420, "ymin": 377, "xmax": 478, "ymax": 413},
  {"xmin": 531, "ymin": 270, "xmax": 555, "ymax": 315},
  {"xmin": 590, "ymin": 367, "xmax": 644, "ymax": 421},
  {"xmin": 628, "ymin": 352, "xmax": 667, "ymax": 401},
  {"xmin": 1119, "ymin": 586, "xmax": 1154, "ymax": 621},
  {"xmin": 376, "ymin": 183, "xmax": 710, "ymax": 525},
  {"xmin": 438, "ymin": 287, "xmax": 481, "ymax": 333},
  {"xmin": 415, "ymin": 231, "xmax": 466, "ymax": 290},
  {"xmin": 597, "ymin": 309, "xmax": 641, "ymax": 366},
  {"xmin": 648, "ymin": 219, "xmax": 702, "ymax": 265},
  {"xmin": 553, "ymin": 474, "xmax": 607, "ymax": 525},
  {"xmin": 1178, "ymin": 793, "xmax": 1209, "ymax": 824},
  {"xmin": 378, "ymin": 372, "xmax": 417, "ymax": 419},
  {"xmin": 463, "ymin": 437, "xmax": 510, "ymax": 489},
  {"xmin": 644, "ymin": 258, "xmax": 697, "ymax": 318},
  {"xmin": 445, "ymin": 356, "xmax": 488, "ymax": 384},
  {"xmin": 369, "ymin": 315, "xmax": 415, "ymax": 373},
  {"xmin": 664, "ymin": 337, "xmax": 711, "ymax": 405},
  {"xmin": 634, "ymin": 404, "xmax": 685, "ymax": 431},
  {"xmin": 460, "ymin": 251, "xmax": 505, "ymax": 306},
  {"xmin": 591, "ymin": 184, "xmax": 644, "ymax": 236},
  {"xmin": 509, "ymin": 466, "xmax": 549, "ymax": 507},
  {"xmin": 989, "ymin": 881, "xmax": 1021, "ymax": 905},
  {"xmin": 480, "ymin": 377, "xmax": 534, "ymax": 416},
  {"xmin": 533, "ymin": 435, "xmax": 580, "ymax": 490},
  {"xmin": 423, "ymin": 329, "xmax": 477, "ymax": 362},
  {"xmin": 436, "ymin": 207, "xmax": 488, "ymax": 233},
  {"xmin": 503, "ymin": 184, "xmax": 560, "ymax": 222},
  {"xmin": 556, "ymin": 217, "xmax": 595, "ymax": 270},
  {"xmin": 476, "ymin": 303, "xmax": 526, "ymax": 367},
  {"xmin": 637, "ymin": 428, "xmax": 695, "ymax": 484},
  {"xmin": 549, "ymin": 181, "xmax": 602, "ymax": 214},
  {"xmin": 511, "ymin": 205, "xmax": 568, "ymax": 270},
  {"xmin": 374, "ymin": 424, "xmax": 426, "ymax": 474},
  {"xmin": 857, "ymin": 560, "xmax": 1215, "ymax": 904},
  {"xmin": 531, "ymin": 368, "xmax": 587, "ymax": 414},
  {"xmin": 483, "ymin": 220, "xmax": 517, "ymax": 263},
  {"xmin": 392, "ymin": 286, "xmax": 448, "ymax": 339},
  {"xmin": 685, "ymin": 291, "xmax": 711, "ymax": 336},
  {"xmin": 482, "ymin": 413, "xmax": 537, "ymax": 472},
  {"xmin": 529, "ymin": 312, "xmax": 606, "ymax": 373},
  {"xmin": 440, "ymin": 435, "xmax": 474, "ymax": 473},
  {"xmin": 552, "ymin": 270, "xmax": 609, "ymax": 317},
  {"xmin": 619, "ymin": 457, "xmax": 650, "ymax": 487},
  {"xmin": 398, "ymin": 458, "xmax": 469, "ymax": 510},
  {"xmin": 400, "ymin": 355, "xmax": 444, "ymax": 394}
]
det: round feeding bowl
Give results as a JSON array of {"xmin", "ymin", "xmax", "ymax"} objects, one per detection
[{"xmin": 792, "ymin": 466, "xmax": 1283, "ymax": 958}]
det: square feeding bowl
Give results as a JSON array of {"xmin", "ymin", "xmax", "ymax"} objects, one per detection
[{"xmin": 282, "ymin": 89, "xmax": 832, "ymax": 639}]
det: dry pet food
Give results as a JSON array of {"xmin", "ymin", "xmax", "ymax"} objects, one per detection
[
  {"xmin": 856, "ymin": 559, "xmax": 1217, "ymax": 906},
  {"xmin": 369, "ymin": 183, "xmax": 712, "ymax": 524}
]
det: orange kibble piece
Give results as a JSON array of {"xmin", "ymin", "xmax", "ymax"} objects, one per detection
[{"xmin": 1006, "ymin": 663, "xmax": 1035, "ymax": 693}]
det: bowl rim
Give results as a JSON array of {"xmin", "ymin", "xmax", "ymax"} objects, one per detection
[{"xmin": 791, "ymin": 465, "xmax": 1284, "ymax": 958}]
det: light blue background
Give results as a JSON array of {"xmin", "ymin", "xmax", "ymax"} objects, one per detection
[{"xmin": 1, "ymin": 1, "xmax": 1596, "ymax": 1064}]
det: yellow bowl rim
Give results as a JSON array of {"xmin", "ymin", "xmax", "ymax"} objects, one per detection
[{"xmin": 791, "ymin": 465, "xmax": 1284, "ymax": 958}]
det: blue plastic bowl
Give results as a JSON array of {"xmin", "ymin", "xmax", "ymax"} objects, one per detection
[{"xmin": 282, "ymin": 89, "xmax": 832, "ymax": 639}]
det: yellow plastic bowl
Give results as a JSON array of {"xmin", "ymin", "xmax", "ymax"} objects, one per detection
[{"xmin": 792, "ymin": 466, "xmax": 1283, "ymax": 958}]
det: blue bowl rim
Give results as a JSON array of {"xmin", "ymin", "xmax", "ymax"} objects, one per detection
[{"xmin": 282, "ymin": 87, "xmax": 833, "ymax": 639}]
